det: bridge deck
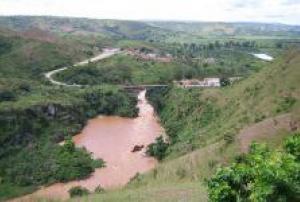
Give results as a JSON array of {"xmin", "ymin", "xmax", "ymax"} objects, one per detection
[{"xmin": 121, "ymin": 85, "xmax": 169, "ymax": 89}]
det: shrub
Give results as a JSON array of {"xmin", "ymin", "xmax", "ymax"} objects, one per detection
[
  {"xmin": 276, "ymin": 96, "xmax": 296, "ymax": 113},
  {"xmin": 208, "ymin": 136, "xmax": 300, "ymax": 202},
  {"xmin": 284, "ymin": 133, "xmax": 300, "ymax": 161},
  {"xmin": 92, "ymin": 159, "xmax": 106, "ymax": 169},
  {"xmin": 94, "ymin": 185, "xmax": 105, "ymax": 193},
  {"xmin": 176, "ymin": 167, "xmax": 187, "ymax": 179},
  {"xmin": 68, "ymin": 186, "xmax": 89, "ymax": 198},
  {"xmin": 223, "ymin": 132, "xmax": 234, "ymax": 145},
  {"xmin": 220, "ymin": 77, "xmax": 231, "ymax": 87},
  {"xmin": 146, "ymin": 136, "xmax": 169, "ymax": 160},
  {"xmin": 0, "ymin": 91, "xmax": 17, "ymax": 102},
  {"xmin": 18, "ymin": 83, "xmax": 31, "ymax": 92},
  {"xmin": 55, "ymin": 139, "xmax": 95, "ymax": 182}
]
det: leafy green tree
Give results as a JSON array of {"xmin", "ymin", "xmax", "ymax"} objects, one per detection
[
  {"xmin": 0, "ymin": 91, "xmax": 17, "ymax": 102},
  {"xmin": 208, "ymin": 135, "xmax": 300, "ymax": 202},
  {"xmin": 284, "ymin": 134, "xmax": 300, "ymax": 161},
  {"xmin": 55, "ymin": 140, "xmax": 95, "ymax": 182},
  {"xmin": 146, "ymin": 136, "xmax": 169, "ymax": 160}
]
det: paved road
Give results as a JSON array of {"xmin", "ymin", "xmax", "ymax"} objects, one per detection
[{"xmin": 44, "ymin": 48, "xmax": 121, "ymax": 87}]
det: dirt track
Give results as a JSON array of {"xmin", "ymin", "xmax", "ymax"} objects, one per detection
[{"xmin": 237, "ymin": 113, "xmax": 299, "ymax": 152}]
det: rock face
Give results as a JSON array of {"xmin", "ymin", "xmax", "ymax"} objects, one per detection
[
  {"xmin": 0, "ymin": 103, "xmax": 88, "ymax": 158},
  {"xmin": 131, "ymin": 145, "xmax": 144, "ymax": 152}
]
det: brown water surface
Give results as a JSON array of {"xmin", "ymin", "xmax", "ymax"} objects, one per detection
[{"xmin": 12, "ymin": 90, "xmax": 164, "ymax": 201}]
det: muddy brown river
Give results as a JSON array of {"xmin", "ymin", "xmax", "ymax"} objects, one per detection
[{"xmin": 12, "ymin": 90, "xmax": 164, "ymax": 201}]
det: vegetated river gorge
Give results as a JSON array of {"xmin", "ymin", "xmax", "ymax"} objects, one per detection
[{"xmin": 12, "ymin": 90, "xmax": 164, "ymax": 202}]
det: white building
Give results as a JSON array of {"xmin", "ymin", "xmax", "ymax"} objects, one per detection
[
  {"xmin": 176, "ymin": 78, "xmax": 221, "ymax": 88},
  {"xmin": 201, "ymin": 78, "xmax": 220, "ymax": 87}
]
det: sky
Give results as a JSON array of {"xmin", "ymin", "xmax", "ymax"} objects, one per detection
[{"xmin": 0, "ymin": 0, "xmax": 299, "ymax": 25}]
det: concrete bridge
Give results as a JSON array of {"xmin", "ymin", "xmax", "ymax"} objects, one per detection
[
  {"xmin": 122, "ymin": 85, "xmax": 168, "ymax": 89},
  {"xmin": 121, "ymin": 85, "xmax": 169, "ymax": 94}
]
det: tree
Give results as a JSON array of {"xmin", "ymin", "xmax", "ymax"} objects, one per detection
[
  {"xmin": 284, "ymin": 134, "xmax": 300, "ymax": 161},
  {"xmin": 208, "ymin": 134, "xmax": 300, "ymax": 202},
  {"xmin": 276, "ymin": 42, "xmax": 283, "ymax": 49},
  {"xmin": 0, "ymin": 90, "xmax": 17, "ymax": 102},
  {"xmin": 146, "ymin": 136, "xmax": 169, "ymax": 160}
]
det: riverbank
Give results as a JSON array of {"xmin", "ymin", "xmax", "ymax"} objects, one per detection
[
  {"xmin": 0, "ymin": 86, "xmax": 138, "ymax": 201},
  {"xmin": 10, "ymin": 90, "xmax": 165, "ymax": 201}
]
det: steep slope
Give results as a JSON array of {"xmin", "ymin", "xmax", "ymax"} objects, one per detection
[
  {"xmin": 0, "ymin": 28, "xmax": 98, "ymax": 80},
  {"xmin": 0, "ymin": 27, "xmax": 140, "ymax": 200},
  {"xmin": 148, "ymin": 47, "xmax": 300, "ymax": 155}
]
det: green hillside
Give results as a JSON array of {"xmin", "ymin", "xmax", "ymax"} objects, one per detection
[
  {"xmin": 0, "ymin": 16, "xmax": 175, "ymax": 42},
  {"xmin": 0, "ymin": 27, "xmax": 139, "ymax": 200},
  {"xmin": 148, "ymin": 21, "xmax": 300, "ymax": 37},
  {"xmin": 67, "ymin": 48, "xmax": 300, "ymax": 202},
  {"xmin": 0, "ymin": 16, "xmax": 299, "ymax": 201},
  {"xmin": 148, "ymin": 48, "xmax": 300, "ymax": 155},
  {"xmin": 0, "ymin": 28, "xmax": 99, "ymax": 80}
]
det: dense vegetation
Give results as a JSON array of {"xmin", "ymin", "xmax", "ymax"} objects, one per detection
[
  {"xmin": 0, "ymin": 16, "xmax": 299, "ymax": 202},
  {"xmin": 54, "ymin": 46, "xmax": 266, "ymax": 86},
  {"xmin": 54, "ymin": 55, "xmax": 191, "ymax": 85},
  {"xmin": 69, "ymin": 186, "xmax": 90, "ymax": 198},
  {"xmin": 147, "ymin": 48, "xmax": 300, "ymax": 156},
  {"xmin": 208, "ymin": 134, "xmax": 300, "ymax": 201},
  {"xmin": 0, "ymin": 32, "xmax": 138, "ymax": 199},
  {"xmin": 146, "ymin": 136, "xmax": 169, "ymax": 160},
  {"xmin": 0, "ymin": 84, "xmax": 138, "ymax": 200},
  {"xmin": 0, "ymin": 33, "xmax": 98, "ymax": 80}
]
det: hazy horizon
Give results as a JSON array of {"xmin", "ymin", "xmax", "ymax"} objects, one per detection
[
  {"xmin": 1, "ymin": 14, "xmax": 300, "ymax": 26},
  {"xmin": 0, "ymin": 0, "xmax": 299, "ymax": 25}
]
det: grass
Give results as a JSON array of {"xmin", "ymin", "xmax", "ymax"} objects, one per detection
[
  {"xmin": 0, "ymin": 18, "xmax": 299, "ymax": 201},
  {"xmin": 148, "ymin": 47, "xmax": 300, "ymax": 156},
  {"xmin": 67, "ymin": 182, "xmax": 207, "ymax": 202},
  {"xmin": 54, "ymin": 54, "xmax": 190, "ymax": 85}
]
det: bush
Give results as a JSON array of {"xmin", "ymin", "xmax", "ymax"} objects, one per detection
[
  {"xmin": 69, "ymin": 186, "xmax": 89, "ymax": 198},
  {"xmin": 0, "ymin": 91, "xmax": 17, "ymax": 102},
  {"xmin": 223, "ymin": 132, "xmax": 234, "ymax": 145},
  {"xmin": 146, "ymin": 136, "xmax": 169, "ymax": 160},
  {"xmin": 92, "ymin": 159, "xmax": 106, "ymax": 169},
  {"xmin": 55, "ymin": 139, "xmax": 96, "ymax": 182},
  {"xmin": 284, "ymin": 133, "xmax": 300, "ymax": 161},
  {"xmin": 94, "ymin": 185, "xmax": 105, "ymax": 193},
  {"xmin": 276, "ymin": 96, "xmax": 296, "ymax": 113},
  {"xmin": 220, "ymin": 77, "xmax": 230, "ymax": 87},
  {"xmin": 208, "ymin": 135, "xmax": 300, "ymax": 202}
]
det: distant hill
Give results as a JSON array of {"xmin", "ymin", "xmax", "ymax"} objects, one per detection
[
  {"xmin": 0, "ymin": 16, "xmax": 173, "ymax": 41},
  {"xmin": 147, "ymin": 21, "xmax": 300, "ymax": 37},
  {"xmin": 1, "ymin": 16, "xmax": 299, "ymax": 42}
]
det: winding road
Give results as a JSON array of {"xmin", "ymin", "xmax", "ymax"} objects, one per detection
[{"xmin": 44, "ymin": 48, "xmax": 121, "ymax": 86}]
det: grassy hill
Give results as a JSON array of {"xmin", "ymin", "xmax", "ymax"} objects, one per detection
[
  {"xmin": 147, "ymin": 21, "xmax": 300, "ymax": 37},
  {"xmin": 67, "ymin": 48, "xmax": 300, "ymax": 201},
  {"xmin": 0, "ymin": 28, "xmax": 100, "ymax": 80},
  {"xmin": 0, "ymin": 16, "xmax": 299, "ymax": 201},
  {"xmin": 0, "ymin": 26, "xmax": 140, "ymax": 200},
  {"xmin": 0, "ymin": 16, "xmax": 175, "ymax": 42},
  {"xmin": 148, "ymin": 48, "xmax": 300, "ymax": 155},
  {"xmin": 2, "ymin": 16, "xmax": 300, "ymax": 45}
]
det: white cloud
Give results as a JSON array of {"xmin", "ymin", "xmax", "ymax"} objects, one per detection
[{"xmin": 0, "ymin": 0, "xmax": 299, "ymax": 25}]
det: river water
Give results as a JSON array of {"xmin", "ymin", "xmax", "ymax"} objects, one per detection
[{"xmin": 12, "ymin": 90, "xmax": 164, "ymax": 201}]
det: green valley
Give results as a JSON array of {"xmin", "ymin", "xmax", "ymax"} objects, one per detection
[{"xmin": 0, "ymin": 15, "xmax": 299, "ymax": 202}]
